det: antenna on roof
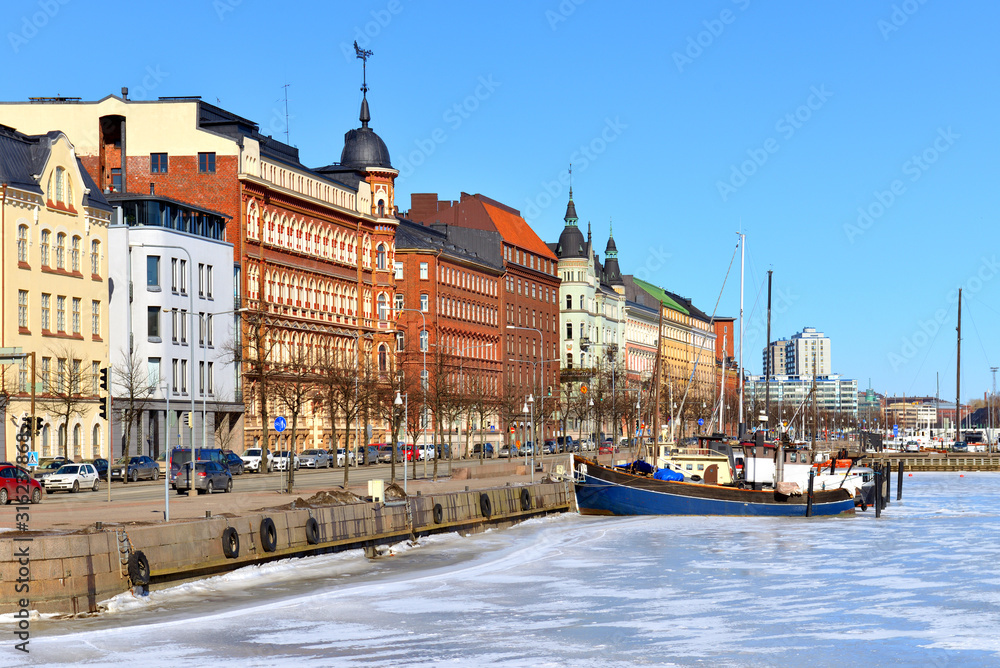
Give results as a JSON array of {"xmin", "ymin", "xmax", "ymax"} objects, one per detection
[{"xmin": 281, "ymin": 83, "xmax": 290, "ymax": 144}]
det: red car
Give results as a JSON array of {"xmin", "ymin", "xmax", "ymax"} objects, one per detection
[{"xmin": 0, "ymin": 465, "xmax": 44, "ymax": 505}]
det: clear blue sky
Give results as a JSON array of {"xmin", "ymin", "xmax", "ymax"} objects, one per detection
[{"xmin": 6, "ymin": 0, "xmax": 999, "ymax": 402}]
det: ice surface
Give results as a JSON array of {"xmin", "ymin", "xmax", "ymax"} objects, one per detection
[{"xmin": 8, "ymin": 472, "xmax": 1000, "ymax": 666}]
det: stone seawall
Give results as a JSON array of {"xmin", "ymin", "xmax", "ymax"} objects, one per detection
[{"xmin": 1, "ymin": 481, "xmax": 571, "ymax": 616}]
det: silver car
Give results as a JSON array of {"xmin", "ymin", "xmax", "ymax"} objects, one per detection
[
  {"xmin": 299, "ymin": 449, "xmax": 331, "ymax": 468},
  {"xmin": 43, "ymin": 463, "xmax": 100, "ymax": 493}
]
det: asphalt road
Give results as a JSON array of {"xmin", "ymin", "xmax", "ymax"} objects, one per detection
[{"xmin": 37, "ymin": 454, "xmax": 574, "ymax": 505}]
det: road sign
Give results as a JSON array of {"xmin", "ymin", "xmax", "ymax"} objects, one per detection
[
  {"xmin": 27, "ymin": 451, "xmax": 38, "ymax": 467},
  {"xmin": 697, "ymin": 418, "xmax": 704, "ymax": 426},
  {"xmin": 580, "ymin": 385, "xmax": 588, "ymax": 394},
  {"xmin": 893, "ymin": 424, "xmax": 899, "ymax": 437},
  {"xmin": 274, "ymin": 416, "xmax": 287, "ymax": 432}
]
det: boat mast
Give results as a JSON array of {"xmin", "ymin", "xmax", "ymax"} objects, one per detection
[
  {"xmin": 956, "ymin": 288, "xmax": 962, "ymax": 445},
  {"xmin": 738, "ymin": 233, "xmax": 745, "ymax": 438},
  {"xmin": 765, "ymin": 270, "xmax": 772, "ymax": 435},
  {"xmin": 652, "ymin": 306, "xmax": 664, "ymax": 457},
  {"xmin": 719, "ymin": 331, "xmax": 726, "ymax": 433}
]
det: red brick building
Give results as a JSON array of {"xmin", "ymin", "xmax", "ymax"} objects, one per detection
[
  {"xmin": 393, "ymin": 219, "xmax": 504, "ymax": 452},
  {"xmin": 405, "ymin": 193, "xmax": 561, "ymax": 440}
]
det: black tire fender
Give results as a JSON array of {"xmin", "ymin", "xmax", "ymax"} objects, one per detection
[
  {"xmin": 479, "ymin": 492, "xmax": 492, "ymax": 518},
  {"xmin": 127, "ymin": 550, "xmax": 150, "ymax": 585},
  {"xmin": 519, "ymin": 488, "xmax": 531, "ymax": 512},
  {"xmin": 222, "ymin": 527, "xmax": 240, "ymax": 559},
  {"xmin": 260, "ymin": 517, "xmax": 277, "ymax": 552},
  {"xmin": 305, "ymin": 517, "xmax": 320, "ymax": 545},
  {"xmin": 433, "ymin": 503, "xmax": 444, "ymax": 524}
]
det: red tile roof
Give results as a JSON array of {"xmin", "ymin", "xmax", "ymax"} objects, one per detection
[{"xmin": 480, "ymin": 201, "xmax": 557, "ymax": 260}]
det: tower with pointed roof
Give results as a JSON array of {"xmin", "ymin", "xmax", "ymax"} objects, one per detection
[{"xmin": 603, "ymin": 222, "xmax": 625, "ymax": 293}]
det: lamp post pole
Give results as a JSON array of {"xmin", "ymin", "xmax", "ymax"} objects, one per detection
[
  {"xmin": 394, "ymin": 391, "xmax": 408, "ymax": 494},
  {"xmin": 137, "ymin": 243, "xmax": 195, "ymax": 489},
  {"xmin": 396, "ymin": 308, "xmax": 426, "ymax": 478},
  {"xmin": 528, "ymin": 394, "xmax": 535, "ymax": 481},
  {"xmin": 522, "ymin": 399, "xmax": 529, "ymax": 470},
  {"xmin": 507, "ymin": 325, "xmax": 545, "ymax": 442},
  {"xmin": 162, "ymin": 381, "xmax": 170, "ymax": 521}
]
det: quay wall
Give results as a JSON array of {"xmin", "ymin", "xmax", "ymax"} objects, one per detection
[
  {"xmin": 865, "ymin": 453, "xmax": 1000, "ymax": 472},
  {"xmin": 1, "ymin": 481, "xmax": 571, "ymax": 616}
]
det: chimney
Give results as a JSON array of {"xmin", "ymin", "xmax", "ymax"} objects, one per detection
[
  {"xmin": 121, "ymin": 87, "xmax": 129, "ymax": 101},
  {"xmin": 149, "ymin": 182, "xmax": 155, "ymax": 195}
]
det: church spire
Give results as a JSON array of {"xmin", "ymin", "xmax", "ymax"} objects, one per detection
[{"xmin": 564, "ymin": 163, "xmax": 579, "ymax": 225}]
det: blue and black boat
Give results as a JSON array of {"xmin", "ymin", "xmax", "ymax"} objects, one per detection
[{"xmin": 573, "ymin": 455, "xmax": 856, "ymax": 518}]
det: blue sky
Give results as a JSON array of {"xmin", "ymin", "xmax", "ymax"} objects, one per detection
[{"xmin": 6, "ymin": 0, "xmax": 999, "ymax": 402}]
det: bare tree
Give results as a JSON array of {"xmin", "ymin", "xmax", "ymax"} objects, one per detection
[
  {"xmin": 314, "ymin": 339, "xmax": 363, "ymax": 488},
  {"xmin": 111, "ymin": 348, "xmax": 157, "ymax": 476},
  {"xmin": 36, "ymin": 345, "xmax": 92, "ymax": 459},
  {"xmin": 272, "ymin": 337, "xmax": 315, "ymax": 493},
  {"xmin": 234, "ymin": 306, "xmax": 285, "ymax": 473}
]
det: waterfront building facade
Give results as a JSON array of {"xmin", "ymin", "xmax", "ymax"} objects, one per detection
[
  {"xmin": 0, "ymin": 126, "xmax": 112, "ymax": 461},
  {"xmin": 744, "ymin": 374, "xmax": 859, "ymax": 433},
  {"xmin": 2, "ymin": 91, "xmax": 400, "ymax": 452}
]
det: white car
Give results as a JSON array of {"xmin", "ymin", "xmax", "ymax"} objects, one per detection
[
  {"xmin": 43, "ymin": 463, "xmax": 100, "ymax": 493},
  {"xmin": 241, "ymin": 448, "xmax": 274, "ymax": 473},
  {"xmin": 299, "ymin": 449, "xmax": 332, "ymax": 468},
  {"xmin": 272, "ymin": 450, "xmax": 300, "ymax": 471},
  {"xmin": 418, "ymin": 445, "xmax": 435, "ymax": 461},
  {"xmin": 335, "ymin": 448, "xmax": 356, "ymax": 466}
]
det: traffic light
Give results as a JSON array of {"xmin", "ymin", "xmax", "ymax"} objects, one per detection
[
  {"xmin": 20, "ymin": 416, "xmax": 31, "ymax": 433},
  {"xmin": 99, "ymin": 367, "xmax": 109, "ymax": 392},
  {"xmin": 33, "ymin": 417, "xmax": 43, "ymax": 436},
  {"xmin": 186, "ymin": 412, "xmax": 194, "ymax": 428},
  {"xmin": 98, "ymin": 396, "xmax": 110, "ymax": 421},
  {"xmin": 547, "ymin": 386, "xmax": 552, "ymax": 397}
]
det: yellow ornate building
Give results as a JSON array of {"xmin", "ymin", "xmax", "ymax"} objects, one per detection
[{"xmin": 1, "ymin": 125, "xmax": 111, "ymax": 461}]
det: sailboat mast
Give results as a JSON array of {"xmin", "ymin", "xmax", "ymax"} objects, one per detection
[
  {"xmin": 956, "ymin": 288, "xmax": 962, "ymax": 444},
  {"xmin": 765, "ymin": 270, "xmax": 773, "ymax": 433},
  {"xmin": 652, "ymin": 306, "xmax": 664, "ymax": 456},
  {"xmin": 738, "ymin": 233, "xmax": 745, "ymax": 438},
  {"xmin": 719, "ymin": 332, "xmax": 726, "ymax": 433}
]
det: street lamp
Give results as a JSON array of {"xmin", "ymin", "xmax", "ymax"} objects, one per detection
[
  {"xmin": 589, "ymin": 397, "xmax": 595, "ymax": 456},
  {"xmin": 527, "ymin": 394, "xmax": 535, "ymax": 481},
  {"xmin": 394, "ymin": 390, "xmax": 408, "ymax": 494},
  {"xmin": 522, "ymin": 399, "xmax": 530, "ymax": 474}
]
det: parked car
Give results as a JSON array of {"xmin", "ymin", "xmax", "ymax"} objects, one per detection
[
  {"xmin": 499, "ymin": 444, "xmax": 519, "ymax": 458},
  {"xmin": 952, "ymin": 441, "xmax": 969, "ymax": 452},
  {"xmin": 335, "ymin": 448, "xmax": 356, "ymax": 466},
  {"xmin": 224, "ymin": 452, "xmax": 245, "ymax": 475},
  {"xmin": 0, "ymin": 465, "xmax": 44, "ymax": 504},
  {"xmin": 904, "ymin": 440, "xmax": 920, "ymax": 453},
  {"xmin": 471, "ymin": 443, "xmax": 495, "ymax": 459},
  {"xmin": 300, "ymin": 449, "xmax": 332, "ymax": 469},
  {"xmin": 376, "ymin": 444, "xmax": 395, "ymax": 463},
  {"xmin": 418, "ymin": 444, "xmax": 435, "ymax": 461},
  {"xmin": 359, "ymin": 445, "xmax": 381, "ymax": 465},
  {"xmin": 598, "ymin": 443, "xmax": 617, "ymax": 454},
  {"xmin": 521, "ymin": 441, "xmax": 535, "ymax": 456},
  {"xmin": 111, "ymin": 456, "xmax": 159, "ymax": 483},
  {"xmin": 33, "ymin": 459, "xmax": 73, "ymax": 481},
  {"xmin": 173, "ymin": 461, "xmax": 233, "ymax": 495},
  {"xmin": 437, "ymin": 443, "xmax": 452, "ymax": 459},
  {"xmin": 543, "ymin": 439, "xmax": 558, "ymax": 454},
  {"xmin": 271, "ymin": 450, "xmax": 300, "ymax": 471},
  {"xmin": 81, "ymin": 458, "xmax": 109, "ymax": 478},
  {"xmin": 43, "ymin": 463, "xmax": 101, "ymax": 493},
  {"xmin": 397, "ymin": 444, "xmax": 418, "ymax": 462},
  {"xmin": 241, "ymin": 448, "xmax": 274, "ymax": 473}
]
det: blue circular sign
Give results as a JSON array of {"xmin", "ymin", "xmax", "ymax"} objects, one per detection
[
  {"xmin": 697, "ymin": 418, "xmax": 704, "ymax": 426},
  {"xmin": 274, "ymin": 416, "xmax": 287, "ymax": 432}
]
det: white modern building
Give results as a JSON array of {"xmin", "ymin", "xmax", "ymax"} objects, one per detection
[
  {"xmin": 107, "ymin": 193, "xmax": 242, "ymax": 459},
  {"xmin": 745, "ymin": 373, "xmax": 859, "ymax": 424},
  {"xmin": 763, "ymin": 327, "xmax": 831, "ymax": 377}
]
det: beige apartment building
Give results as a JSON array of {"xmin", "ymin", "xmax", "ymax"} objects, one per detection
[{"xmin": 1, "ymin": 125, "xmax": 111, "ymax": 461}]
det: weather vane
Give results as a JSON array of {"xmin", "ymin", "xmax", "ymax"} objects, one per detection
[{"xmin": 354, "ymin": 41, "xmax": 373, "ymax": 94}]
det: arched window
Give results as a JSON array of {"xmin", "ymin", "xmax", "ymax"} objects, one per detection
[
  {"xmin": 40, "ymin": 230, "xmax": 50, "ymax": 267},
  {"xmin": 56, "ymin": 233, "xmax": 66, "ymax": 269},
  {"xmin": 55, "ymin": 167, "xmax": 64, "ymax": 202},
  {"xmin": 92, "ymin": 424, "xmax": 101, "ymax": 458},
  {"xmin": 579, "ymin": 295, "xmax": 585, "ymax": 310},
  {"xmin": 91, "ymin": 240, "xmax": 100, "ymax": 276},
  {"xmin": 420, "ymin": 330, "xmax": 428, "ymax": 352},
  {"xmin": 565, "ymin": 294, "xmax": 571, "ymax": 310},
  {"xmin": 377, "ymin": 199, "xmax": 385, "ymax": 217},
  {"xmin": 17, "ymin": 225, "xmax": 28, "ymax": 263},
  {"xmin": 378, "ymin": 344, "xmax": 388, "ymax": 372},
  {"xmin": 41, "ymin": 424, "xmax": 50, "ymax": 457},
  {"xmin": 73, "ymin": 424, "xmax": 82, "ymax": 458},
  {"xmin": 71, "ymin": 236, "xmax": 81, "ymax": 272},
  {"xmin": 377, "ymin": 293, "xmax": 388, "ymax": 320},
  {"xmin": 58, "ymin": 424, "xmax": 67, "ymax": 457},
  {"xmin": 376, "ymin": 243, "xmax": 386, "ymax": 270},
  {"xmin": 567, "ymin": 353, "xmax": 573, "ymax": 369}
]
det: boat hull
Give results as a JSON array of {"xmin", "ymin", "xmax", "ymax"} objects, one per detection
[{"xmin": 574, "ymin": 458, "xmax": 855, "ymax": 517}]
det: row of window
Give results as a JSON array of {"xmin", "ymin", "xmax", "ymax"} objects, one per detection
[
  {"xmin": 36, "ymin": 422, "xmax": 102, "ymax": 459},
  {"xmin": 504, "ymin": 245, "xmax": 555, "ymax": 276},
  {"xmin": 17, "ymin": 225, "xmax": 102, "ymax": 276},
  {"xmin": 146, "ymin": 256, "xmax": 214, "ymax": 298},
  {"xmin": 149, "ymin": 152, "xmax": 216, "ymax": 174},
  {"xmin": 46, "ymin": 167, "xmax": 74, "ymax": 207},
  {"xmin": 146, "ymin": 308, "xmax": 214, "ymax": 347},
  {"xmin": 506, "ymin": 275, "xmax": 556, "ymax": 304},
  {"xmin": 18, "ymin": 291, "xmax": 100, "ymax": 337},
  {"xmin": 248, "ymin": 202, "xmax": 375, "ymax": 270}
]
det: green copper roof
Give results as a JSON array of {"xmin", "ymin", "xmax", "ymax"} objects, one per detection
[{"xmin": 632, "ymin": 277, "xmax": 689, "ymax": 315}]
